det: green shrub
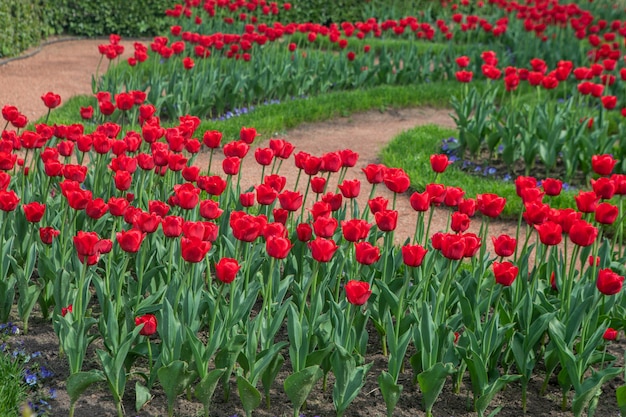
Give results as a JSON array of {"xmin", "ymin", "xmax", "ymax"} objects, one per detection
[
  {"xmin": 44, "ymin": 0, "xmax": 175, "ymax": 38},
  {"xmin": 0, "ymin": 0, "xmax": 53, "ymax": 58}
]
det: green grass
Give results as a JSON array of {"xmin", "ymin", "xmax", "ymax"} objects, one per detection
[
  {"xmin": 380, "ymin": 124, "xmax": 578, "ymax": 219},
  {"xmin": 0, "ymin": 351, "xmax": 28, "ymax": 416},
  {"xmin": 43, "ymin": 81, "xmax": 463, "ymax": 141}
]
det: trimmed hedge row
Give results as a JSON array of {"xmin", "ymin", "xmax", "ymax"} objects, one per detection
[
  {"xmin": 45, "ymin": 0, "xmax": 174, "ymax": 38},
  {"xmin": 0, "ymin": 0, "xmax": 432, "ymax": 58},
  {"xmin": 0, "ymin": 0, "xmax": 53, "ymax": 58},
  {"xmin": 0, "ymin": 0, "xmax": 175, "ymax": 58}
]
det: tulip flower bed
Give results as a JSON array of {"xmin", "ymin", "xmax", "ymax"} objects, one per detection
[
  {"xmin": 3, "ymin": 0, "xmax": 626, "ymax": 416},
  {"xmin": 3, "ymin": 91, "xmax": 626, "ymax": 417}
]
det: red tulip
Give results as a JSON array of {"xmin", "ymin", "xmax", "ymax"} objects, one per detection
[
  {"xmin": 515, "ymin": 176, "xmax": 537, "ymax": 197},
  {"xmin": 362, "ymin": 164, "xmax": 385, "ymax": 184},
  {"xmin": 116, "ymin": 229, "xmax": 145, "ymax": 253},
  {"xmin": 296, "ymin": 223, "xmax": 312, "ymax": 242},
  {"xmin": 354, "ymin": 242, "xmax": 380, "ymax": 265},
  {"xmin": 310, "ymin": 176, "xmax": 326, "ymax": 194},
  {"xmin": 455, "ymin": 70, "xmax": 473, "ymax": 83},
  {"xmin": 309, "ymin": 201, "xmax": 331, "ymax": 220},
  {"xmin": 202, "ymin": 130, "xmax": 222, "ymax": 148},
  {"xmin": 39, "ymin": 226, "xmax": 60, "ymax": 244},
  {"xmin": 542, "ymin": 178, "xmax": 562, "ymax": 196},
  {"xmin": 534, "ymin": 221, "xmax": 562, "ymax": 246},
  {"xmin": 462, "ymin": 233, "xmax": 481, "ymax": 258},
  {"xmin": 345, "ymin": 280, "xmax": 372, "ymax": 305},
  {"xmin": 341, "ymin": 219, "xmax": 371, "ymax": 242},
  {"xmin": 477, "ymin": 193, "xmax": 506, "ymax": 218},
  {"xmin": 493, "ymin": 261, "xmax": 518, "ymax": 286},
  {"xmin": 216, "ymin": 258, "xmax": 240, "ymax": 284},
  {"xmin": 114, "ymin": 171, "xmax": 132, "ymax": 191},
  {"xmin": 426, "ymin": 184, "xmax": 446, "ymax": 206},
  {"xmin": 430, "ymin": 154, "xmax": 450, "ymax": 173},
  {"xmin": 264, "ymin": 174, "xmax": 287, "ymax": 193},
  {"xmin": 223, "ymin": 140, "xmax": 249, "ymax": 158},
  {"xmin": 603, "ymin": 328, "xmax": 619, "ymax": 341},
  {"xmin": 338, "ymin": 179, "xmax": 360, "ymax": 199},
  {"xmin": 230, "ymin": 211, "xmax": 265, "ymax": 242},
  {"xmin": 308, "ymin": 238, "xmax": 338, "ymax": 262},
  {"xmin": 491, "ymin": 234, "xmax": 516, "ymax": 257},
  {"xmin": 591, "ymin": 154, "xmax": 617, "ymax": 176},
  {"xmin": 374, "ymin": 209, "xmax": 398, "ymax": 232},
  {"xmin": 222, "ymin": 156, "xmax": 241, "ymax": 175},
  {"xmin": 591, "ymin": 177, "xmax": 616, "ymax": 200},
  {"xmin": 0, "ymin": 190, "xmax": 20, "ymax": 212},
  {"xmin": 450, "ymin": 212, "xmax": 470, "ymax": 233},
  {"xmin": 443, "ymin": 187, "xmax": 464, "ymax": 207},
  {"xmin": 440, "ymin": 234, "xmax": 466, "ymax": 260},
  {"xmin": 455, "ymin": 56, "xmax": 470, "ymax": 67},
  {"xmin": 198, "ymin": 175, "xmax": 227, "ymax": 196},
  {"xmin": 181, "ymin": 237, "xmax": 211, "ymax": 262},
  {"xmin": 368, "ymin": 196, "xmax": 388, "ymax": 215},
  {"xmin": 199, "ymin": 200, "xmax": 223, "ymax": 220},
  {"xmin": 278, "ymin": 190, "xmax": 303, "ymax": 212},
  {"xmin": 41, "ymin": 92, "xmax": 62, "ymax": 109},
  {"xmin": 134, "ymin": 211, "xmax": 161, "ymax": 234},
  {"xmin": 255, "ymin": 183, "xmax": 278, "ymax": 205},
  {"xmin": 171, "ymin": 183, "xmax": 199, "ymax": 209},
  {"xmin": 402, "ymin": 244, "xmax": 428, "ymax": 267},
  {"xmin": 383, "ymin": 168, "xmax": 410, "ymax": 193},
  {"xmin": 266, "ymin": 235, "xmax": 292, "ymax": 259},
  {"xmin": 596, "ymin": 268, "xmax": 624, "ymax": 295},
  {"xmin": 321, "ymin": 152, "xmax": 342, "ymax": 173},
  {"xmin": 339, "ymin": 149, "xmax": 358, "ymax": 167},
  {"xmin": 161, "ymin": 216, "xmax": 183, "ymax": 237},
  {"xmin": 239, "ymin": 192, "xmax": 255, "ymax": 207},
  {"xmin": 135, "ymin": 314, "xmax": 158, "ymax": 336},
  {"xmin": 239, "ymin": 126, "xmax": 257, "ymax": 144},
  {"xmin": 458, "ymin": 198, "xmax": 477, "ymax": 216},
  {"xmin": 523, "ymin": 201, "xmax": 550, "ymax": 226},
  {"xmin": 595, "ymin": 202, "xmax": 618, "ymax": 225},
  {"xmin": 575, "ymin": 190, "xmax": 598, "ymax": 213},
  {"xmin": 61, "ymin": 304, "xmax": 73, "ymax": 317},
  {"xmin": 410, "ymin": 191, "xmax": 430, "ymax": 212},
  {"xmin": 22, "ymin": 202, "xmax": 45, "ymax": 222},
  {"xmin": 601, "ymin": 95, "xmax": 617, "ymax": 110},
  {"xmin": 255, "ymin": 148, "xmax": 274, "ymax": 166},
  {"xmin": 569, "ymin": 220, "xmax": 598, "ymax": 247},
  {"xmin": 313, "ymin": 216, "xmax": 338, "ymax": 238},
  {"xmin": 321, "ymin": 192, "xmax": 342, "ymax": 211}
]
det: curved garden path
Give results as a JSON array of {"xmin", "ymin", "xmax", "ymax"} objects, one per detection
[{"xmin": 0, "ymin": 38, "xmax": 520, "ymax": 252}]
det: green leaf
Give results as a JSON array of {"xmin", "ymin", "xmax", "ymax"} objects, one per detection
[
  {"xmin": 475, "ymin": 375, "xmax": 521, "ymax": 416},
  {"xmin": 194, "ymin": 369, "xmax": 226, "ymax": 413},
  {"xmin": 236, "ymin": 375, "xmax": 262, "ymax": 417},
  {"xmin": 284, "ymin": 365, "xmax": 323, "ymax": 413},
  {"xmin": 157, "ymin": 360, "xmax": 194, "ymax": 414},
  {"xmin": 616, "ymin": 385, "xmax": 626, "ymax": 416},
  {"xmin": 378, "ymin": 371, "xmax": 403, "ymax": 417},
  {"xmin": 135, "ymin": 382, "xmax": 151, "ymax": 412},
  {"xmin": 66, "ymin": 370, "xmax": 106, "ymax": 405},
  {"xmin": 572, "ymin": 367, "xmax": 622, "ymax": 417},
  {"xmin": 417, "ymin": 363, "xmax": 455, "ymax": 414}
]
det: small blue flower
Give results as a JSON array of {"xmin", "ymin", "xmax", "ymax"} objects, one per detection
[
  {"xmin": 486, "ymin": 167, "xmax": 496, "ymax": 175},
  {"xmin": 474, "ymin": 166, "xmax": 482, "ymax": 172},
  {"xmin": 40, "ymin": 366, "xmax": 54, "ymax": 379},
  {"xmin": 48, "ymin": 388, "xmax": 57, "ymax": 399},
  {"xmin": 503, "ymin": 174, "xmax": 511, "ymax": 182},
  {"xmin": 24, "ymin": 371, "xmax": 37, "ymax": 386}
]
